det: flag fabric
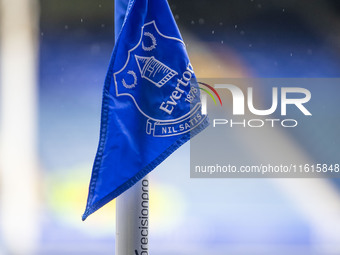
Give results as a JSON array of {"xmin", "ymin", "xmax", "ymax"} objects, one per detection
[{"xmin": 82, "ymin": 0, "xmax": 208, "ymax": 220}]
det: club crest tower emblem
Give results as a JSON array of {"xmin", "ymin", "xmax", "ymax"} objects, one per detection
[{"xmin": 114, "ymin": 21, "xmax": 206, "ymax": 137}]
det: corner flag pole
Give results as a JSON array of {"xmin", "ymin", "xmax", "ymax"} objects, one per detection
[
  {"xmin": 114, "ymin": 1, "xmax": 149, "ymax": 254},
  {"xmin": 116, "ymin": 177, "xmax": 149, "ymax": 254}
]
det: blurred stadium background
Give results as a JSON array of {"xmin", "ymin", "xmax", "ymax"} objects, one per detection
[{"xmin": 1, "ymin": 0, "xmax": 340, "ymax": 254}]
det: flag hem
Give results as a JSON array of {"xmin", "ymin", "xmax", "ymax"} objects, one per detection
[{"xmin": 82, "ymin": 116, "xmax": 208, "ymax": 221}]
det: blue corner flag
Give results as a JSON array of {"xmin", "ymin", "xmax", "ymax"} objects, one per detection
[{"xmin": 82, "ymin": 0, "xmax": 208, "ymax": 220}]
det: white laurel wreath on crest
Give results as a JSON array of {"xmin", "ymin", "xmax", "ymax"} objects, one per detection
[
  {"xmin": 142, "ymin": 32, "xmax": 157, "ymax": 51},
  {"xmin": 122, "ymin": 70, "xmax": 138, "ymax": 89}
]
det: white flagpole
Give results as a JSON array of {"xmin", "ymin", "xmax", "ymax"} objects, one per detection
[
  {"xmin": 114, "ymin": 1, "xmax": 149, "ymax": 254},
  {"xmin": 116, "ymin": 177, "xmax": 149, "ymax": 255},
  {"xmin": 0, "ymin": 0, "xmax": 40, "ymax": 254}
]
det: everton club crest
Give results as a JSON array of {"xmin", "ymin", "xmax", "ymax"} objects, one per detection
[{"xmin": 113, "ymin": 21, "xmax": 206, "ymax": 137}]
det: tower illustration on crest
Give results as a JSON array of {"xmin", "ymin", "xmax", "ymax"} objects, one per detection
[{"xmin": 135, "ymin": 55, "xmax": 178, "ymax": 88}]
